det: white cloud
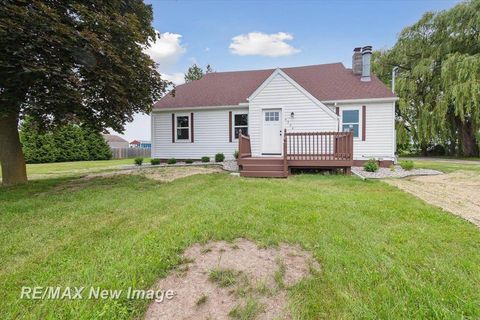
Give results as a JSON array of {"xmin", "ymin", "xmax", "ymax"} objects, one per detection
[
  {"xmin": 144, "ymin": 31, "xmax": 186, "ymax": 71},
  {"xmin": 161, "ymin": 72, "xmax": 185, "ymax": 86},
  {"xmin": 229, "ymin": 32, "xmax": 300, "ymax": 57}
]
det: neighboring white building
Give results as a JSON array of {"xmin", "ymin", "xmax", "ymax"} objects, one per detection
[{"xmin": 151, "ymin": 46, "xmax": 398, "ymax": 177}]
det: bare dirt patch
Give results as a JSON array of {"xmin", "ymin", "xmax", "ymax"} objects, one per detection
[
  {"xmin": 144, "ymin": 239, "xmax": 320, "ymax": 320},
  {"xmin": 385, "ymin": 171, "xmax": 480, "ymax": 227},
  {"xmin": 81, "ymin": 166, "xmax": 223, "ymax": 182}
]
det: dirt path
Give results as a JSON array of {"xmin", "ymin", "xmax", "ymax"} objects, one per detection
[{"xmin": 385, "ymin": 171, "xmax": 480, "ymax": 227}]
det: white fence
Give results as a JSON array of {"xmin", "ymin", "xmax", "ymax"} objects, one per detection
[{"xmin": 111, "ymin": 148, "xmax": 151, "ymax": 159}]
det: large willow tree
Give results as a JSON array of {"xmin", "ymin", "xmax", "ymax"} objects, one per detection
[
  {"xmin": 0, "ymin": 1, "xmax": 167, "ymax": 185},
  {"xmin": 373, "ymin": 0, "xmax": 480, "ymax": 156}
]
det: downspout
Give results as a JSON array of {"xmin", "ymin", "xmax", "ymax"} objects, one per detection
[{"xmin": 391, "ymin": 66, "xmax": 399, "ymax": 162}]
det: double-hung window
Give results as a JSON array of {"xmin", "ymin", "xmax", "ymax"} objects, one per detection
[
  {"xmin": 342, "ymin": 109, "xmax": 360, "ymax": 138},
  {"xmin": 176, "ymin": 114, "xmax": 190, "ymax": 141},
  {"xmin": 233, "ymin": 113, "xmax": 248, "ymax": 138}
]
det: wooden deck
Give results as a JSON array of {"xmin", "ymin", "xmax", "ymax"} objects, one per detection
[{"xmin": 238, "ymin": 130, "xmax": 354, "ymax": 178}]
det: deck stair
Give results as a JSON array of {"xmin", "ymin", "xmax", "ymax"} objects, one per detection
[{"xmin": 239, "ymin": 157, "xmax": 286, "ymax": 178}]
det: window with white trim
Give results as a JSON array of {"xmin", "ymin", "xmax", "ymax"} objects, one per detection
[
  {"xmin": 342, "ymin": 109, "xmax": 360, "ymax": 138},
  {"xmin": 234, "ymin": 113, "xmax": 248, "ymax": 138},
  {"xmin": 176, "ymin": 114, "xmax": 190, "ymax": 141}
]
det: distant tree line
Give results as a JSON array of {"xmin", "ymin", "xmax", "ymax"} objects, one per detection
[
  {"xmin": 373, "ymin": 0, "xmax": 480, "ymax": 157},
  {"xmin": 20, "ymin": 118, "xmax": 111, "ymax": 164}
]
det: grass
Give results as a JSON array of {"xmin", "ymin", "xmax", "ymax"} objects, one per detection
[
  {"xmin": 401, "ymin": 158, "xmax": 480, "ymax": 173},
  {"xmin": 274, "ymin": 258, "xmax": 286, "ymax": 289},
  {"xmin": 209, "ymin": 269, "xmax": 239, "ymax": 287},
  {"xmin": 229, "ymin": 297, "xmax": 264, "ymax": 320},
  {"xmin": 0, "ymin": 158, "xmax": 150, "ymax": 180},
  {"xmin": 1, "ymin": 172, "xmax": 480, "ymax": 319},
  {"xmin": 195, "ymin": 294, "xmax": 208, "ymax": 306}
]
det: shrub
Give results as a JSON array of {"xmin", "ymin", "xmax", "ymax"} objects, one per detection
[
  {"xmin": 400, "ymin": 160, "xmax": 414, "ymax": 171},
  {"xmin": 150, "ymin": 158, "xmax": 161, "ymax": 165},
  {"xmin": 363, "ymin": 159, "xmax": 379, "ymax": 172},
  {"xmin": 134, "ymin": 157, "xmax": 144, "ymax": 166},
  {"xmin": 215, "ymin": 153, "xmax": 225, "ymax": 162},
  {"xmin": 20, "ymin": 117, "xmax": 112, "ymax": 163},
  {"xmin": 201, "ymin": 156, "xmax": 210, "ymax": 163},
  {"xmin": 233, "ymin": 150, "xmax": 239, "ymax": 160},
  {"xmin": 167, "ymin": 158, "xmax": 177, "ymax": 165},
  {"xmin": 185, "ymin": 159, "xmax": 193, "ymax": 164}
]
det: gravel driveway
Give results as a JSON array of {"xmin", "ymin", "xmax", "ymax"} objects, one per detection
[{"xmin": 385, "ymin": 171, "xmax": 480, "ymax": 227}]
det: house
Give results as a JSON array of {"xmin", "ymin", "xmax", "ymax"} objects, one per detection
[
  {"xmin": 102, "ymin": 134, "xmax": 129, "ymax": 149},
  {"xmin": 151, "ymin": 46, "xmax": 398, "ymax": 177},
  {"xmin": 130, "ymin": 140, "xmax": 152, "ymax": 149}
]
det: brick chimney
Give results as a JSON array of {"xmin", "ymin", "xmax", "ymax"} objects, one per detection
[
  {"xmin": 352, "ymin": 47, "xmax": 362, "ymax": 75},
  {"xmin": 361, "ymin": 45, "xmax": 372, "ymax": 82}
]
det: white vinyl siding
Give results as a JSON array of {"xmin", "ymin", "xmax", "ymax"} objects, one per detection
[
  {"xmin": 151, "ymin": 107, "xmax": 247, "ymax": 160},
  {"xmin": 248, "ymin": 72, "xmax": 338, "ymax": 157},
  {"xmin": 338, "ymin": 101, "xmax": 395, "ymax": 161}
]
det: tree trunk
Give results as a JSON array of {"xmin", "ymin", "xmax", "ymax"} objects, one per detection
[
  {"xmin": 456, "ymin": 118, "xmax": 479, "ymax": 157},
  {"xmin": 0, "ymin": 114, "xmax": 28, "ymax": 185}
]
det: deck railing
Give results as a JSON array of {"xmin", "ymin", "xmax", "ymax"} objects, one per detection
[
  {"xmin": 284, "ymin": 130, "xmax": 353, "ymax": 161},
  {"xmin": 238, "ymin": 130, "xmax": 251, "ymax": 159}
]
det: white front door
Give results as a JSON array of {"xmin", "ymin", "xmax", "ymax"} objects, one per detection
[{"xmin": 261, "ymin": 109, "xmax": 282, "ymax": 155}]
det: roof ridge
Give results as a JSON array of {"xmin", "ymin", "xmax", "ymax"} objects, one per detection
[{"xmin": 205, "ymin": 62, "xmax": 344, "ymax": 75}]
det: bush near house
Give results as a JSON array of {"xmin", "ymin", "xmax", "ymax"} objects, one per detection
[
  {"xmin": 134, "ymin": 157, "xmax": 144, "ymax": 166},
  {"xmin": 167, "ymin": 158, "xmax": 177, "ymax": 165},
  {"xmin": 215, "ymin": 153, "xmax": 225, "ymax": 162},
  {"xmin": 363, "ymin": 159, "xmax": 379, "ymax": 172},
  {"xmin": 150, "ymin": 159, "xmax": 161, "ymax": 165},
  {"xmin": 201, "ymin": 156, "xmax": 210, "ymax": 163},
  {"xmin": 185, "ymin": 159, "xmax": 194, "ymax": 164},
  {"xmin": 233, "ymin": 150, "xmax": 239, "ymax": 159},
  {"xmin": 400, "ymin": 160, "xmax": 414, "ymax": 171},
  {"xmin": 20, "ymin": 117, "xmax": 112, "ymax": 163}
]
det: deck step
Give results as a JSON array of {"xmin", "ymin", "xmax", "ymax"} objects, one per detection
[
  {"xmin": 240, "ymin": 170, "xmax": 287, "ymax": 178},
  {"xmin": 241, "ymin": 164, "xmax": 284, "ymax": 171},
  {"xmin": 239, "ymin": 158, "xmax": 283, "ymax": 165}
]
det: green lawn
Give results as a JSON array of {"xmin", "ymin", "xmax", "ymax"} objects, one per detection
[
  {"xmin": 0, "ymin": 158, "xmax": 148, "ymax": 180},
  {"xmin": 400, "ymin": 158, "xmax": 480, "ymax": 173},
  {"xmin": 1, "ymin": 171, "xmax": 479, "ymax": 319}
]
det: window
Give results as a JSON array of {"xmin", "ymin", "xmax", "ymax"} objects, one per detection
[
  {"xmin": 234, "ymin": 113, "xmax": 248, "ymax": 138},
  {"xmin": 176, "ymin": 115, "xmax": 190, "ymax": 140},
  {"xmin": 342, "ymin": 110, "xmax": 359, "ymax": 137},
  {"xmin": 264, "ymin": 111, "xmax": 279, "ymax": 122}
]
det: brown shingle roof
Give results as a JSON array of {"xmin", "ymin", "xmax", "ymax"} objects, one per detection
[{"xmin": 153, "ymin": 63, "xmax": 395, "ymax": 109}]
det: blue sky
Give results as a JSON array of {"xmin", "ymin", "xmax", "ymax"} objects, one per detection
[{"xmin": 118, "ymin": 0, "xmax": 459, "ymax": 142}]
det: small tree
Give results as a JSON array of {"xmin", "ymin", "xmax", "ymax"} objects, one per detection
[{"xmin": 184, "ymin": 64, "xmax": 214, "ymax": 83}]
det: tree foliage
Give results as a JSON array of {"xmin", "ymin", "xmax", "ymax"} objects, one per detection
[
  {"xmin": 20, "ymin": 118, "xmax": 111, "ymax": 164},
  {"xmin": 373, "ymin": 0, "xmax": 480, "ymax": 156},
  {"xmin": 184, "ymin": 63, "xmax": 214, "ymax": 83},
  {"xmin": 0, "ymin": 0, "xmax": 167, "ymax": 184}
]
